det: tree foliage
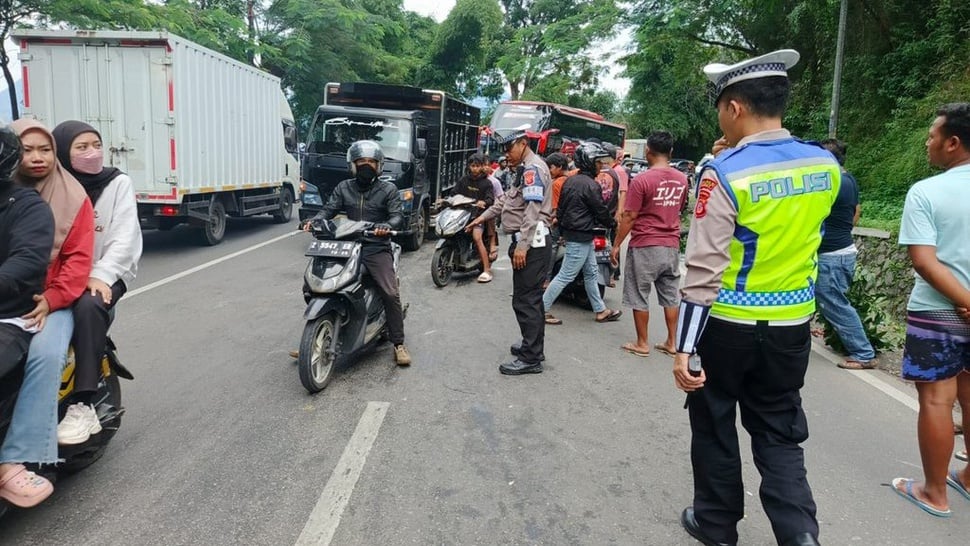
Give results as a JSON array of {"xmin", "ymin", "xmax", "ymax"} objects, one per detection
[{"xmin": 622, "ymin": 0, "xmax": 970, "ymax": 226}]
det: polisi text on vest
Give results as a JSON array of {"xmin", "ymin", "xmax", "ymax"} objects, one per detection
[{"xmin": 749, "ymin": 172, "xmax": 832, "ymax": 203}]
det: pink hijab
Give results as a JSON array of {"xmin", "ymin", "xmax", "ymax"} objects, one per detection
[{"xmin": 11, "ymin": 118, "xmax": 89, "ymax": 260}]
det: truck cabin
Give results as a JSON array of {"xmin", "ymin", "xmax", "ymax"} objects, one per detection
[{"xmin": 300, "ymin": 106, "xmax": 428, "ymax": 214}]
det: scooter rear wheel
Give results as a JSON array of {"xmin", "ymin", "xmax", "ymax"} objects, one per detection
[
  {"xmin": 431, "ymin": 245, "xmax": 455, "ymax": 288},
  {"xmin": 299, "ymin": 313, "xmax": 338, "ymax": 393}
]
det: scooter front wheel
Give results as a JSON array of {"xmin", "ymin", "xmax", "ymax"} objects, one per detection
[
  {"xmin": 431, "ymin": 245, "xmax": 455, "ymax": 287},
  {"xmin": 299, "ymin": 313, "xmax": 339, "ymax": 393}
]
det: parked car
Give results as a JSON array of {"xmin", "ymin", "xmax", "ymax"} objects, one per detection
[{"xmin": 670, "ymin": 158, "xmax": 697, "ymax": 185}]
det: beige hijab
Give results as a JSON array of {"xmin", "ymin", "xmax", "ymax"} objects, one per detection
[{"xmin": 11, "ymin": 118, "xmax": 89, "ymax": 260}]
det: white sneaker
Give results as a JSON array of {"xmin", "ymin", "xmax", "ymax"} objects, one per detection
[{"xmin": 57, "ymin": 403, "xmax": 102, "ymax": 445}]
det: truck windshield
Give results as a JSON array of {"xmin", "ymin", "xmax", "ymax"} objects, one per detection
[
  {"xmin": 490, "ymin": 104, "xmax": 547, "ymax": 132},
  {"xmin": 306, "ymin": 115, "xmax": 412, "ymax": 162}
]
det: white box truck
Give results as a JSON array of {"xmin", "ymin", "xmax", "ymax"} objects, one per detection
[{"xmin": 12, "ymin": 29, "xmax": 300, "ymax": 245}]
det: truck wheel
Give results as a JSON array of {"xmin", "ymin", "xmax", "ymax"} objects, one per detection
[
  {"xmin": 273, "ymin": 187, "xmax": 294, "ymax": 224},
  {"xmin": 299, "ymin": 313, "xmax": 338, "ymax": 393},
  {"xmin": 431, "ymin": 245, "xmax": 455, "ymax": 287},
  {"xmin": 198, "ymin": 199, "xmax": 227, "ymax": 246},
  {"xmin": 401, "ymin": 206, "xmax": 427, "ymax": 252}
]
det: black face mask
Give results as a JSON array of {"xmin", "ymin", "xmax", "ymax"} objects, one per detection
[{"xmin": 355, "ymin": 164, "xmax": 378, "ymax": 188}]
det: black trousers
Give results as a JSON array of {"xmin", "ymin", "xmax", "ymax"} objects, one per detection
[
  {"xmin": 510, "ymin": 236, "xmax": 550, "ymax": 364},
  {"xmin": 72, "ymin": 280, "xmax": 127, "ymax": 394},
  {"xmin": 361, "ymin": 248, "xmax": 405, "ymax": 345},
  {"xmin": 689, "ymin": 317, "xmax": 818, "ymax": 545},
  {"xmin": 0, "ymin": 323, "xmax": 31, "ymax": 379}
]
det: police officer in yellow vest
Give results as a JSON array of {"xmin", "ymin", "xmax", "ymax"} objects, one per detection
[{"xmin": 673, "ymin": 50, "xmax": 839, "ymax": 546}]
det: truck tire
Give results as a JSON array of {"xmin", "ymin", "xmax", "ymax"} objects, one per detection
[
  {"xmin": 198, "ymin": 199, "xmax": 227, "ymax": 246},
  {"xmin": 401, "ymin": 206, "xmax": 427, "ymax": 252},
  {"xmin": 272, "ymin": 187, "xmax": 294, "ymax": 224}
]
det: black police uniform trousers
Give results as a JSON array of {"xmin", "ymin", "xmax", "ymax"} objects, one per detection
[
  {"xmin": 361, "ymin": 246, "xmax": 405, "ymax": 346},
  {"xmin": 510, "ymin": 235, "xmax": 551, "ymax": 364},
  {"xmin": 689, "ymin": 317, "xmax": 818, "ymax": 545}
]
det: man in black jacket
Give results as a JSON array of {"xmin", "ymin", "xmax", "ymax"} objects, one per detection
[
  {"xmin": 448, "ymin": 152, "xmax": 495, "ymax": 282},
  {"xmin": 542, "ymin": 142, "xmax": 622, "ymax": 325},
  {"xmin": 306, "ymin": 140, "xmax": 410, "ymax": 365},
  {"xmin": 0, "ymin": 127, "xmax": 55, "ymax": 380}
]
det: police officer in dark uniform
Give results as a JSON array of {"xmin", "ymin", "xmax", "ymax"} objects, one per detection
[{"xmin": 467, "ymin": 129, "xmax": 553, "ymax": 375}]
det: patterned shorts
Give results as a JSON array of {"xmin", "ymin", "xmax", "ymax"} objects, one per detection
[{"xmin": 901, "ymin": 309, "xmax": 970, "ymax": 382}]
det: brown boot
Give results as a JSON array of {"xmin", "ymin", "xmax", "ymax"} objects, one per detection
[{"xmin": 394, "ymin": 345, "xmax": 411, "ymax": 366}]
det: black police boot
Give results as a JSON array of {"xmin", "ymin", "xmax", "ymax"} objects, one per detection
[
  {"xmin": 680, "ymin": 507, "xmax": 734, "ymax": 546},
  {"xmin": 780, "ymin": 533, "xmax": 820, "ymax": 546},
  {"xmin": 499, "ymin": 359, "xmax": 543, "ymax": 375}
]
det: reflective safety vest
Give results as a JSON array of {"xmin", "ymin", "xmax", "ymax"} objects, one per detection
[{"xmin": 704, "ymin": 138, "xmax": 841, "ymax": 321}]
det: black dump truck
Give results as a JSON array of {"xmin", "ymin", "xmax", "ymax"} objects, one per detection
[{"xmin": 299, "ymin": 82, "xmax": 481, "ymax": 251}]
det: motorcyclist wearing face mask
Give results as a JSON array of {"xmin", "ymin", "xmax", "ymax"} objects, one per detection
[{"xmin": 305, "ymin": 140, "xmax": 410, "ymax": 365}]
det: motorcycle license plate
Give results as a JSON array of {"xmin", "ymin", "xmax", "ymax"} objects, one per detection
[
  {"xmin": 596, "ymin": 250, "xmax": 612, "ymax": 259},
  {"xmin": 306, "ymin": 240, "xmax": 355, "ymax": 258}
]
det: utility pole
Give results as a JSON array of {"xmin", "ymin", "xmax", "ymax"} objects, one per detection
[
  {"xmin": 247, "ymin": 0, "xmax": 255, "ymax": 64},
  {"xmin": 828, "ymin": 0, "xmax": 848, "ymax": 137}
]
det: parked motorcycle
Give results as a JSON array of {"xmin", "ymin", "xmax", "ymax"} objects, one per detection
[
  {"xmin": 0, "ymin": 337, "xmax": 133, "ymax": 517},
  {"xmin": 430, "ymin": 194, "xmax": 483, "ymax": 287},
  {"xmin": 299, "ymin": 218, "xmax": 402, "ymax": 393},
  {"xmin": 549, "ymin": 227, "xmax": 614, "ymax": 309}
]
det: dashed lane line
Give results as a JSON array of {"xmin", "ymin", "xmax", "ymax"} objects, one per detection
[{"xmin": 295, "ymin": 401, "xmax": 390, "ymax": 546}]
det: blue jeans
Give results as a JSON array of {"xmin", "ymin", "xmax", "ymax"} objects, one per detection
[
  {"xmin": 0, "ymin": 309, "xmax": 73, "ymax": 465},
  {"xmin": 815, "ymin": 252, "xmax": 875, "ymax": 362},
  {"xmin": 543, "ymin": 240, "xmax": 606, "ymax": 313}
]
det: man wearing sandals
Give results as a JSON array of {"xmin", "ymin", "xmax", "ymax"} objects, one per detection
[
  {"xmin": 448, "ymin": 153, "xmax": 495, "ymax": 283},
  {"xmin": 0, "ymin": 127, "xmax": 57, "ymax": 508},
  {"xmin": 815, "ymin": 138, "xmax": 877, "ymax": 370},
  {"xmin": 891, "ymin": 102, "xmax": 970, "ymax": 518},
  {"xmin": 541, "ymin": 141, "xmax": 622, "ymax": 326},
  {"xmin": 610, "ymin": 131, "xmax": 688, "ymax": 358},
  {"xmin": 672, "ymin": 50, "xmax": 838, "ymax": 546}
]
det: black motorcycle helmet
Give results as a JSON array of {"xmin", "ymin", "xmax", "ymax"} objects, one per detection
[
  {"xmin": 346, "ymin": 140, "xmax": 385, "ymax": 176},
  {"xmin": 0, "ymin": 126, "xmax": 22, "ymax": 185},
  {"xmin": 573, "ymin": 141, "xmax": 611, "ymax": 176}
]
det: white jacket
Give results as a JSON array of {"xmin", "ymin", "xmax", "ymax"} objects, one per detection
[{"xmin": 91, "ymin": 174, "xmax": 142, "ymax": 287}]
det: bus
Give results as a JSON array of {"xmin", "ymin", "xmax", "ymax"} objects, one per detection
[{"xmin": 487, "ymin": 101, "xmax": 626, "ymax": 156}]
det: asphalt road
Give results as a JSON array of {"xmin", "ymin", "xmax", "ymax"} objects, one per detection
[{"xmin": 0, "ymin": 215, "xmax": 967, "ymax": 545}]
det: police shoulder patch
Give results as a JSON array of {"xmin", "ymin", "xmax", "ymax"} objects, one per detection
[
  {"xmin": 522, "ymin": 184, "xmax": 544, "ymax": 202},
  {"xmin": 694, "ymin": 177, "xmax": 718, "ymax": 219},
  {"xmin": 523, "ymin": 169, "xmax": 537, "ymax": 186}
]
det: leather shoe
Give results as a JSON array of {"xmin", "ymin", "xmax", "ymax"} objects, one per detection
[
  {"xmin": 509, "ymin": 343, "xmax": 545, "ymax": 361},
  {"xmin": 499, "ymin": 359, "xmax": 543, "ymax": 375},
  {"xmin": 680, "ymin": 507, "xmax": 734, "ymax": 546},
  {"xmin": 780, "ymin": 533, "xmax": 819, "ymax": 546}
]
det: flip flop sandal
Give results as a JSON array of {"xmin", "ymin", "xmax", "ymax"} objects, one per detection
[
  {"xmin": 595, "ymin": 309, "xmax": 622, "ymax": 323},
  {"xmin": 0, "ymin": 464, "xmax": 54, "ymax": 508},
  {"xmin": 544, "ymin": 313, "xmax": 562, "ymax": 325},
  {"xmin": 477, "ymin": 272, "xmax": 493, "ymax": 283},
  {"xmin": 947, "ymin": 470, "xmax": 970, "ymax": 501},
  {"xmin": 891, "ymin": 478, "xmax": 951, "ymax": 517},
  {"xmin": 621, "ymin": 343, "xmax": 650, "ymax": 357},
  {"xmin": 838, "ymin": 359, "xmax": 877, "ymax": 370},
  {"xmin": 957, "ymin": 450, "xmax": 968, "ymax": 462},
  {"xmin": 654, "ymin": 344, "xmax": 676, "ymax": 356}
]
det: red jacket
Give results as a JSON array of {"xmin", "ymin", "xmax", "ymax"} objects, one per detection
[{"xmin": 44, "ymin": 201, "xmax": 95, "ymax": 311}]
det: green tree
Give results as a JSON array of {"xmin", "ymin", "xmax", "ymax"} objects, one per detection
[
  {"xmin": 495, "ymin": 0, "xmax": 620, "ymax": 99},
  {"xmin": 416, "ymin": 0, "xmax": 503, "ymax": 100}
]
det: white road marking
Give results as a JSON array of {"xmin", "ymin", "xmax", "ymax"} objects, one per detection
[
  {"xmin": 124, "ymin": 231, "xmax": 300, "ymax": 300},
  {"xmin": 812, "ymin": 340, "xmax": 919, "ymax": 412},
  {"xmin": 295, "ymin": 401, "xmax": 390, "ymax": 546}
]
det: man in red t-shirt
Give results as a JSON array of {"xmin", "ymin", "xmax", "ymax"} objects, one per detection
[{"xmin": 610, "ymin": 131, "xmax": 688, "ymax": 357}]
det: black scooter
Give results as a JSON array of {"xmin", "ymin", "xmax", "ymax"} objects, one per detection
[
  {"xmin": 298, "ymin": 218, "xmax": 402, "ymax": 393},
  {"xmin": 430, "ymin": 194, "xmax": 482, "ymax": 287},
  {"xmin": 0, "ymin": 338, "xmax": 132, "ymax": 517}
]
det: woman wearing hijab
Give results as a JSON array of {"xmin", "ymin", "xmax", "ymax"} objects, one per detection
[
  {"xmin": 0, "ymin": 119, "xmax": 93, "ymax": 507},
  {"xmin": 52, "ymin": 121, "xmax": 142, "ymax": 445}
]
